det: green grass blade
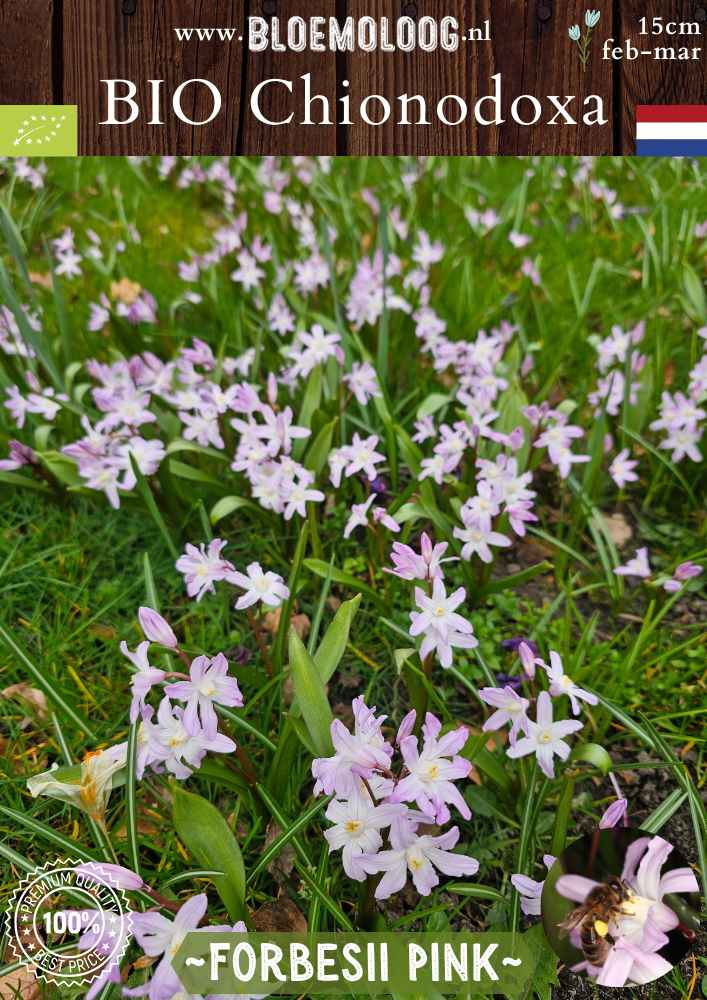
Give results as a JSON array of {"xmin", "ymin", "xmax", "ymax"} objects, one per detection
[
  {"xmin": 125, "ymin": 721, "xmax": 140, "ymax": 876},
  {"xmin": 246, "ymin": 795, "xmax": 331, "ymax": 884},
  {"xmin": 0, "ymin": 625, "xmax": 97, "ymax": 739},
  {"xmin": 255, "ymin": 784, "xmax": 353, "ymax": 930},
  {"xmin": 129, "ymin": 453, "xmax": 178, "ymax": 559},
  {"xmin": 0, "ymin": 805, "xmax": 97, "ymax": 861}
]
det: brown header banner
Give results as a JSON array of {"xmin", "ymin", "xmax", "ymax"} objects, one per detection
[{"xmin": 1, "ymin": 1, "xmax": 705, "ymax": 155}]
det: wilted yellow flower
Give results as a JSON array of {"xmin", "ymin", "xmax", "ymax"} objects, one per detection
[{"xmin": 27, "ymin": 745, "xmax": 126, "ymax": 822}]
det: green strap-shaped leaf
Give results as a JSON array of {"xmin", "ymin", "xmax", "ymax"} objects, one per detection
[
  {"xmin": 313, "ymin": 593, "xmax": 361, "ymax": 684},
  {"xmin": 288, "ymin": 627, "xmax": 333, "ymax": 757},
  {"xmin": 304, "ymin": 557, "xmax": 381, "ymax": 605},
  {"xmin": 173, "ymin": 786, "xmax": 246, "ymax": 922},
  {"xmin": 569, "ymin": 742, "xmax": 613, "ymax": 776},
  {"xmin": 210, "ymin": 495, "xmax": 259, "ymax": 525},
  {"xmin": 304, "ymin": 417, "xmax": 338, "ymax": 476},
  {"xmin": 294, "ymin": 365, "xmax": 323, "ymax": 458}
]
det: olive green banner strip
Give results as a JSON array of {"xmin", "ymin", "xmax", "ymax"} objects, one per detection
[{"xmin": 174, "ymin": 931, "xmax": 543, "ymax": 996}]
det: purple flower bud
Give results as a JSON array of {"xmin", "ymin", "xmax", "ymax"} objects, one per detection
[
  {"xmin": 138, "ymin": 607, "xmax": 178, "ymax": 648},
  {"xmin": 396, "ymin": 709, "xmax": 417, "ymax": 746},
  {"xmin": 495, "ymin": 672, "xmax": 522, "ymax": 691},
  {"xmin": 518, "ymin": 641, "xmax": 537, "ymax": 680},
  {"xmin": 674, "ymin": 561, "xmax": 702, "ymax": 582},
  {"xmin": 369, "ymin": 476, "xmax": 388, "ymax": 497},
  {"xmin": 501, "ymin": 636, "xmax": 539, "ymax": 656},
  {"xmin": 599, "ymin": 798, "xmax": 628, "ymax": 830},
  {"xmin": 508, "ymin": 427, "xmax": 525, "ymax": 452},
  {"xmin": 76, "ymin": 861, "xmax": 144, "ymax": 890}
]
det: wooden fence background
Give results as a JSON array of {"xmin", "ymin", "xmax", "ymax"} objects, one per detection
[{"xmin": 0, "ymin": 0, "xmax": 705, "ymax": 154}]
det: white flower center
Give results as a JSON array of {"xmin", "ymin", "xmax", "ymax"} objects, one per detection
[
  {"xmin": 407, "ymin": 850, "xmax": 424, "ymax": 872},
  {"xmin": 620, "ymin": 892, "xmax": 653, "ymax": 925},
  {"xmin": 538, "ymin": 730, "xmax": 552, "ymax": 744}
]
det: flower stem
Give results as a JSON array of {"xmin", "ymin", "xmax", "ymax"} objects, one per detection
[
  {"xmin": 356, "ymin": 876, "xmax": 378, "ymax": 930},
  {"xmin": 307, "ymin": 502, "xmax": 323, "ymax": 560},
  {"xmin": 247, "ymin": 607, "xmax": 273, "ymax": 677}
]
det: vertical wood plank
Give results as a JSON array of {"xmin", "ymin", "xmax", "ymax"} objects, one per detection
[
  {"xmin": 492, "ymin": 0, "xmax": 614, "ymax": 154},
  {"xmin": 619, "ymin": 0, "xmax": 707, "ymax": 152},
  {"xmin": 0, "ymin": 0, "xmax": 54, "ymax": 104},
  {"xmin": 344, "ymin": 0, "xmax": 615, "ymax": 155},
  {"xmin": 63, "ymin": 0, "xmax": 247, "ymax": 154},
  {"xmin": 239, "ymin": 0, "xmax": 338, "ymax": 154},
  {"xmin": 345, "ymin": 0, "xmax": 478, "ymax": 155}
]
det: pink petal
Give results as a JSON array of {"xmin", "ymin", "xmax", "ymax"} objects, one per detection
[
  {"xmin": 555, "ymin": 874, "xmax": 599, "ymax": 903},
  {"xmin": 595, "ymin": 947, "xmax": 633, "ymax": 988},
  {"xmin": 635, "ymin": 836, "xmax": 673, "ymax": 901},
  {"xmin": 620, "ymin": 836, "xmax": 652, "ymax": 882},
  {"xmin": 536, "ymin": 690, "xmax": 552, "ymax": 727},
  {"xmin": 511, "ymin": 874, "xmax": 543, "ymax": 898},
  {"xmin": 646, "ymin": 900, "xmax": 679, "ymax": 933},
  {"xmin": 658, "ymin": 866, "xmax": 699, "ymax": 897}
]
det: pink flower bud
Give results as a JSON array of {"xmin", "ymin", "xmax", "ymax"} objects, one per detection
[
  {"xmin": 509, "ymin": 426, "xmax": 525, "ymax": 452},
  {"xmin": 267, "ymin": 372, "xmax": 278, "ymax": 406},
  {"xmin": 674, "ymin": 561, "xmax": 702, "ymax": 582},
  {"xmin": 599, "ymin": 798, "xmax": 628, "ymax": 830},
  {"xmin": 76, "ymin": 862, "xmax": 144, "ymax": 890},
  {"xmin": 518, "ymin": 641, "xmax": 536, "ymax": 680},
  {"xmin": 396, "ymin": 710, "xmax": 417, "ymax": 746},
  {"xmin": 138, "ymin": 607, "xmax": 178, "ymax": 648}
]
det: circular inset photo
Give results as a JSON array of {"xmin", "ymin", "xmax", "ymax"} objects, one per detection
[{"xmin": 541, "ymin": 829, "xmax": 700, "ymax": 988}]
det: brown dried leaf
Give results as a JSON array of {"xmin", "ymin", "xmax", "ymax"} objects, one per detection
[
  {"xmin": 262, "ymin": 609, "xmax": 310, "ymax": 641},
  {"xmin": 604, "ymin": 513, "xmax": 633, "ymax": 549},
  {"xmin": 264, "ymin": 822, "xmax": 296, "ymax": 883},
  {"xmin": 88, "ymin": 624, "xmax": 118, "ymax": 641},
  {"xmin": 290, "ymin": 614, "xmax": 310, "ymax": 641},
  {"xmin": 262, "ymin": 608, "xmax": 282, "ymax": 635},
  {"xmin": 0, "ymin": 964, "xmax": 40, "ymax": 999},
  {"xmin": 252, "ymin": 896, "xmax": 307, "ymax": 933},
  {"xmin": 281, "ymin": 673, "xmax": 295, "ymax": 708},
  {"xmin": 1, "ymin": 683, "xmax": 48, "ymax": 718},
  {"xmin": 132, "ymin": 955, "xmax": 157, "ymax": 971},
  {"xmin": 29, "ymin": 271, "xmax": 53, "ymax": 290},
  {"xmin": 110, "ymin": 278, "xmax": 142, "ymax": 305}
]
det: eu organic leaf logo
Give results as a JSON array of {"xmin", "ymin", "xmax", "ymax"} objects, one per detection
[{"xmin": 13, "ymin": 112, "xmax": 67, "ymax": 149}]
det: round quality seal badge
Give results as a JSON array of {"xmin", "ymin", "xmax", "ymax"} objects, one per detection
[{"xmin": 5, "ymin": 859, "xmax": 132, "ymax": 990}]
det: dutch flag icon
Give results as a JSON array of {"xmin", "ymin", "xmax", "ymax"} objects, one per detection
[{"xmin": 636, "ymin": 105, "xmax": 707, "ymax": 156}]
